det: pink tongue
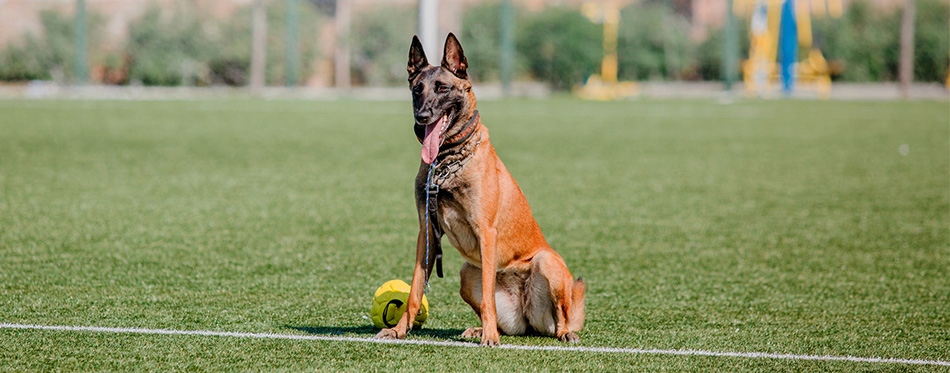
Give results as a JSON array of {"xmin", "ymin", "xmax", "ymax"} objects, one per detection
[{"xmin": 421, "ymin": 117, "xmax": 444, "ymax": 164}]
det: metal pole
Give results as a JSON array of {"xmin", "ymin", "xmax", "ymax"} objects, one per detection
[
  {"xmin": 335, "ymin": 0, "xmax": 351, "ymax": 89},
  {"xmin": 419, "ymin": 0, "xmax": 439, "ymax": 60},
  {"xmin": 250, "ymin": 0, "xmax": 267, "ymax": 93},
  {"xmin": 285, "ymin": 0, "xmax": 299, "ymax": 87},
  {"xmin": 898, "ymin": 0, "xmax": 916, "ymax": 100},
  {"xmin": 724, "ymin": 0, "xmax": 739, "ymax": 91},
  {"xmin": 500, "ymin": 0, "xmax": 514, "ymax": 96},
  {"xmin": 74, "ymin": 0, "xmax": 88, "ymax": 85},
  {"xmin": 602, "ymin": 1, "xmax": 619, "ymax": 83}
]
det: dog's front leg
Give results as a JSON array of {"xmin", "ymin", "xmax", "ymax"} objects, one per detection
[
  {"xmin": 477, "ymin": 226, "xmax": 501, "ymax": 346},
  {"xmin": 375, "ymin": 225, "xmax": 429, "ymax": 340}
]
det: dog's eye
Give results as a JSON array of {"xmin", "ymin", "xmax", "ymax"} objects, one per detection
[
  {"xmin": 436, "ymin": 85, "xmax": 448, "ymax": 93},
  {"xmin": 412, "ymin": 85, "xmax": 423, "ymax": 95}
]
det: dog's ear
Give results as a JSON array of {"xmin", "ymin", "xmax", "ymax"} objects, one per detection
[
  {"xmin": 441, "ymin": 33, "xmax": 468, "ymax": 79},
  {"xmin": 408, "ymin": 35, "xmax": 428, "ymax": 80}
]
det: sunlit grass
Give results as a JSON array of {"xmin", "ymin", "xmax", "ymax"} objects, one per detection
[{"xmin": 0, "ymin": 98, "xmax": 947, "ymax": 370}]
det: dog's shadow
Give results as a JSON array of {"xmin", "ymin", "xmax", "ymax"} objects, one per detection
[{"xmin": 287, "ymin": 325, "xmax": 469, "ymax": 341}]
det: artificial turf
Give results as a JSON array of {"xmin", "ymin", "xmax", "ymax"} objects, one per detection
[{"xmin": 0, "ymin": 98, "xmax": 947, "ymax": 370}]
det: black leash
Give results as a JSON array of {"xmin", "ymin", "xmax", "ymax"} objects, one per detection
[
  {"xmin": 413, "ymin": 110, "xmax": 481, "ymax": 292},
  {"xmin": 419, "ymin": 111, "xmax": 481, "ymax": 290},
  {"xmin": 423, "ymin": 162, "xmax": 443, "ymax": 291}
]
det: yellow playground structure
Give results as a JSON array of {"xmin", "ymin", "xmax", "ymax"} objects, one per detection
[
  {"xmin": 575, "ymin": 0, "xmax": 639, "ymax": 101},
  {"xmin": 735, "ymin": 0, "xmax": 842, "ymax": 98},
  {"xmin": 574, "ymin": 0, "xmax": 846, "ymax": 100}
]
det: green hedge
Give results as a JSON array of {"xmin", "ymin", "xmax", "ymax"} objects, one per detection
[
  {"xmin": 466, "ymin": 4, "xmax": 699, "ymax": 87},
  {"xmin": 126, "ymin": 2, "xmax": 322, "ymax": 86},
  {"xmin": 517, "ymin": 7, "xmax": 602, "ymax": 90},
  {"xmin": 1, "ymin": 1, "xmax": 945, "ymax": 86},
  {"xmin": 694, "ymin": 20, "xmax": 749, "ymax": 81},
  {"xmin": 512, "ymin": 1, "xmax": 947, "ymax": 86},
  {"xmin": 911, "ymin": 0, "xmax": 950, "ymax": 82},
  {"xmin": 810, "ymin": 0, "xmax": 947, "ymax": 82},
  {"xmin": 460, "ymin": 2, "xmax": 505, "ymax": 82},
  {"xmin": 813, "ymin": 1, "xmax": 900, "ymax": 81},
  {"xmin": 0, "ymin": 2, "xmax": 322, "ymax": 86},
  {"xmin": 350, "ymin": 5, "xmax": 417, "ymax": 86},
  {"xmin": 125, "ymin": 5, "xmax": 211, "ymax": 85},
  {"xmin": 617, "ymin": 3, "xmax": 691, "ymax": 81},
  {"xmin": 0, "ymin": 10, "xmax": 104, "ymax": 82}
]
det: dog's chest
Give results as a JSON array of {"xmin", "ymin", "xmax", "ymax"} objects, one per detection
[{"xmin": 436, "ymin": 191, "xmax": 481, "ymax": 266}]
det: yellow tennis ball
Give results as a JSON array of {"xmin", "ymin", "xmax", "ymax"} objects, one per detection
[{"xmin": 371, "ymin": 279, "xmax": 428, "ymax": 329}]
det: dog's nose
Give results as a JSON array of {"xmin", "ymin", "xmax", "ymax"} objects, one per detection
[{"xmin": 414, "ymin": 110, "xmax": 431, "ymax": 124}]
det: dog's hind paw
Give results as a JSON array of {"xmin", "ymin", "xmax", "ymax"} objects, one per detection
[
  {"xmin": 375, "ymin": 328, "xmax": 398, "ymax": 340},
  {"xmin": 461, "ymin": 327, "xmax": 482, "ymax": 339},
  {"xmin": 558, "ymin": 332, "xmax": 580, "ymax": 343}
]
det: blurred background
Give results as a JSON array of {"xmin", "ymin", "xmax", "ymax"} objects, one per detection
[{"xmin": 0, "ymin": 0, "xmax": 946, "ymax": 99}]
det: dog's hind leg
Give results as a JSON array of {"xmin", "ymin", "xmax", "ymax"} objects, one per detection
[
  {"xmin": 459, "ymin": 263, "xmax": 482, "ymax": 319},
  {"xmin": 459, "ymin": 263, "xmax": 485, "ymax": 339},
  {"xmin": 524, "ymin": 250, "xmax": 582, "ymax": 343},
  {"xmin": 460, "ymin": 263, "xmax": 528, "ymax": 337}
]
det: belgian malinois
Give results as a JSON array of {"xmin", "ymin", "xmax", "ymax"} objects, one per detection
[{"xmin": 374, "ymin": 33, "xmax": 585, "ymax": 346}]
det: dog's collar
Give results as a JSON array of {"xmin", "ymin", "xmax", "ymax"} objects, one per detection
[
  {"xmin": 434, "ymin": 132, "xmax": 481, "ymax": 182},
  {"xmin": 414, "ymin": 110, "xmax": 480, "ymax": 148},
  {"xmin": 442, "ymin": 110, "xmax": 480, "ymax": 148}
]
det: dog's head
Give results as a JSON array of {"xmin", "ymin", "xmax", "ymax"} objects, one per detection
[{"xmin": 408, "ymin": 33, "xmax": 476, "ymax": 164}]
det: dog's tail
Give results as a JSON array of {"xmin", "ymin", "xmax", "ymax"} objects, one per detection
[{"xmin": 568, "ymin": 277, "xmax": 586, "ymax": 332}]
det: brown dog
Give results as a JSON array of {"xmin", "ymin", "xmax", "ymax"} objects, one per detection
[{"xmin": 374, "ymin": 33, "xmax": 585, "ymax": 346}]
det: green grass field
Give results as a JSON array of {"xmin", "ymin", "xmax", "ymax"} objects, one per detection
[{"xmin": 0, "ymin": 98, "xmax": 947, "ymax": 370}]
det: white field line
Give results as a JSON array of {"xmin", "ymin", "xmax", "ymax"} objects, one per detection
[{"xmin": 1, "ymin": 323, "xmax": 948, "ymax": 367}]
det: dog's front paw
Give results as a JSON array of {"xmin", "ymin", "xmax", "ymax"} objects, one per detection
[
  {"xmin": 558, "ymin": 332, "xmax": 580, "ymax": 343},
  {"xmin": 479, "ymin": 328, "xmax": 500, "ymax": 347},
  {"xmin": 480, "ymin": 334, "xmax": 500, "ymax": 347},
  {"xmin": 375, "ymin": 328, "xmax": 399, "ymax": 340},
  {"xmin": 461, "ymin": 327, "xmax": 482, "ymax": 339}
]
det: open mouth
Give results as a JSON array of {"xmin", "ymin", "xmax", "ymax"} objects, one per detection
[{"xmin": 421, "ymin": 113, "xmax": 448, "ymax": 164}]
